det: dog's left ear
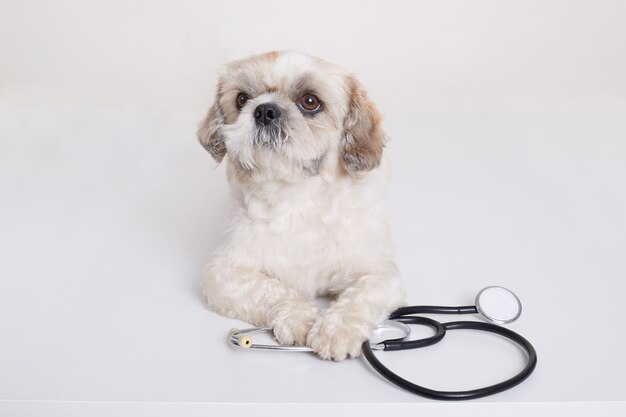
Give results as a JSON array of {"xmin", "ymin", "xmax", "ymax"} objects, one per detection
[
  {"xmin": 341, "ymin": 76, "xmax": 387, "ymax": 174},
  {"xmin": 197, "ymin": 91, "xmax": 227, "ymax": 163}
]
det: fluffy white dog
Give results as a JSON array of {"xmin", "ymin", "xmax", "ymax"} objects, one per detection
[{"xmin": 198, "ymin": 51, "xmax": 405, "ymax": 361}]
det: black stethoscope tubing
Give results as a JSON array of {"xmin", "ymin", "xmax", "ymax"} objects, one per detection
[{"xmin": 361, "ymin": 305, "xmax": 538, "ymax": 401}]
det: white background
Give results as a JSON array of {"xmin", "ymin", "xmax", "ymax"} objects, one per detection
[
  {"xmin": 2, "ymin": 0, "xmax": 625, "ymax": 115},
  {"xmin": 1, "ymin": 1, "xmax": 625, "ymax": 416}
]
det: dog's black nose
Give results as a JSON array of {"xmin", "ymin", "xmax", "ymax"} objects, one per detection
[{"xmin": 254, "ymin": 103, "xmax": 281, "ymax": 126}]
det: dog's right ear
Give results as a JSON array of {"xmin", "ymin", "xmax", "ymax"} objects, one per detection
[
  {"xmin": 197, "ymin": 93, "xmax": 227, "ymax": 163},
  {"xmin": 341, "ymin": 75, "xmax": 387, "ymax": 174}
]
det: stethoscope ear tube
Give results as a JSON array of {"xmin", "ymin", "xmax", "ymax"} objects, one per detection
[
  {"xmin": 380, "ymin": 316, "xmax": 445, "ymax": 351},
  {"xmin": 362, "ymin": 319, "xmax": 538, "ymax": 401},
  {"xmin": 389, "ymin": 305, "xmax": 478, "ymax": 319}
]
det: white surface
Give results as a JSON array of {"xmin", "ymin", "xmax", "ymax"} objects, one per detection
[
  {"xmin": 1, "ymin": 109, "xmax": 625, "ymax": 415},
  {"xmin": 1, "ymin": 0, "xmax": 626, "ymax": 414}
]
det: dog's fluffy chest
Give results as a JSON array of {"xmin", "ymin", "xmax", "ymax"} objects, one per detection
[
  {"xmin": 241, "ymin": 176, "xmax": 367, "ymax": 244},
  {"xmin": 229, "ymin": 174, "xmax": 389, "ymax": 296}
]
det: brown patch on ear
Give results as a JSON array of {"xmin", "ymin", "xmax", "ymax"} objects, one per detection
[
  {"xmin": 265, "ymin": 50, "xmax": 279, "ymax": 60},
  {"xmin": 197, "ymin": 91, "xmax": 226, "ymax": 163},
  {"xmin": 341, "ymin": 76, "xmax": 387, "ymax": 174}
]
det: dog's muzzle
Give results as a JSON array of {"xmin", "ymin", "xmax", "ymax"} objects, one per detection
[{"xmin": 253, "ymin": 103, "xmax": 287, "ymax": 147}]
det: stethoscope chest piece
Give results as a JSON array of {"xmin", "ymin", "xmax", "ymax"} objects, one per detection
[{"xmin": 475, "ymin": 286, "xmax": 522, "ymax": 324}]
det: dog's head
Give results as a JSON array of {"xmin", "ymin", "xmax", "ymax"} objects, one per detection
[{"xmin": 198, "ymin": 51, "xmax": 386, "ymax": 180}]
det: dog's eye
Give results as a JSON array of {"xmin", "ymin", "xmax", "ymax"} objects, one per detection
[
  {"xmin": 236, "ymin": 92, "xmax": 250, "ymax": 110},
  {"xmin": 298, "ymin": 94, "xmax": 321, "ymax": 113}
]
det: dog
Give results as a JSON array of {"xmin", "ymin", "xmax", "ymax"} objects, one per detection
[{"xmin": 197, "ymin": 51, "xmax": 404, "ymax": 361}]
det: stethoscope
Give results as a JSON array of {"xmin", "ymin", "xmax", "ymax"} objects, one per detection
[{"xmin": 228, "ymin": 286, "xmax": 537, "ymax": 400}]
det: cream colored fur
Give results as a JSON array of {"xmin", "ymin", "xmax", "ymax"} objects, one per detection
[{"xmin": 198, "ymin": 51, "xmax": 405, "ymax": 360}]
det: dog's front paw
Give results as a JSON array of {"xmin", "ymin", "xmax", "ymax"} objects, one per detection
[
  {"xmin": 307, "ymin": 311, "xmax": 369, "ymax": 361},
  {"xmin": 268, "ymin": 299, "xmax": 319, "ymax": 346}
]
